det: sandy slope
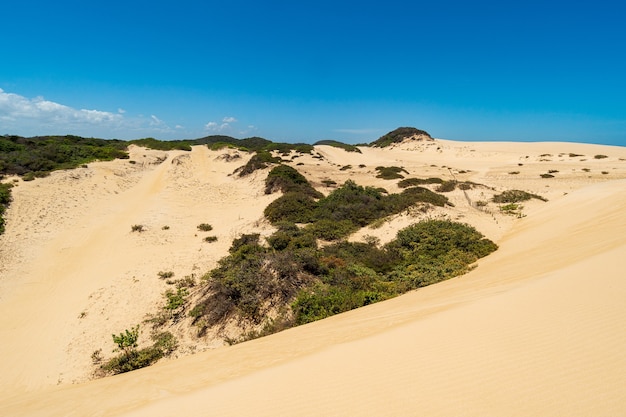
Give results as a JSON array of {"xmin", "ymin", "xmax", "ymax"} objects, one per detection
[{"xmin": 1, "ymin": 139, "xmax": 625, "ymax": 416}]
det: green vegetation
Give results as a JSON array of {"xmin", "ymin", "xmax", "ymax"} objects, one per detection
[
  {"xmin": 157, "ymin": 271, "xmax": 174, "ymax": 279},
  {"xmin": 234, "ymin": 150, "xmax": 282, "ymax": 176},
  {"xmin": 264, "ymin": 177, "xmax": 450, "ymax": 241},
  {"xmin": 540, "ymin": 173, "xmax": 555, "ymax": 178},
  {"xmin": 129, "ymin": 137, "xmax": 192, "ymax": 151},
  {"xmin": 492, "ymin": 190, "xmax": 547, "ymax": 203},
  {"xmin": 204, "ymin": 235, "xmax": 218, "ymax": 242},
  {"xmin": 436, "ymin": 180, "xmax": 457, "ymax": 192},
  {"xmin": 0, "ymin": 135, "xmax": 128, "ymax": 178},
  {"xmin": 131, "ymin": 224, "xmax": 145, "ymax": 232},
  {"xmin": 594, "ymin": 154, "xmax": 608, "ymax": 159},
  {"xmin": 197, "ymin": 223, "xmax": 213, "ymax": 232},
  {"xmin": 264, "ymin": 165, "xmax": 322, "ymax": 197},
  {"xmin": 0, "ymin": 182, "xmax": 13, "ymax": 234},
  {"xmin": 313, "ymin": 140, "xmax": 361, "ymax": 153},
  {"xmin": 375, "ymin": 166, "xmax": 408, "ymax": 179},
  {"xmin": 370, "ymin": 127, "xmax": 432, "ymax": 148},
  {"xmin": 101, "ymin": 326, "xmax": 177, "ymax": 375},
  {"xmin": 189, "ymin": 163, "xmax": 492, "ymax": 338},
  {"xmin": 397, "ymin": 177, "xmax": 443, "ymax": 188},
  {"xmin": 190, "ymin": 219, "xmax": 496, "ymax": 334},
  {"xmin": 499, "ymin": 203, "xmax": 524, "ymax": 216}
]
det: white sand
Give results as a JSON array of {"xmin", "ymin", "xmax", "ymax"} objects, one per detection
[{"xmin": 1, "ymin": 139, "xmax": 625, "ymax": 416}]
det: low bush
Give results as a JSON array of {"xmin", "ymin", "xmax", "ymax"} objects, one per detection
[
  {"xmin": 265, "ymin": 165, "xmax": 322, "ymax": 198},
  {"xmin": 158, "ymin": 271, "xmax": 174, "ymax": 279},
  {"xmin": 370, "ymin": 127, "xmax": 432, "ymax": 148},
  {"xmin": 594, "ymin": 154, "xmax": 608, "ymax": 159},
  {"xmin": 235, "ymin": 151, "xmax": 280, "ymax": 176},
  {"xmin": 492, "ymin": 190, "xmax": 547, "ymax": 203},
  {"xmin": 313, "ymin": 140, "xmax": 361, "ymax": 153},
  {"xmin": 375, "ymin": 166, "xmax": 408, "ymax": 180},
  {"xmin": 0, "ymin": 182, "xmax": 13, "ymax": 234},
  {"xmin": 397, "ymin": 177, "xmax": 443, "ymax": 188},
  {"xmin": 204, "ymin": 235, "xmax": 218, "ymax": 242},
  {"xmin": 101, "ymin": 327, "xmax": 178, "ymax": 375},
  {"xmin": 264, "ymin": 192, "xmax": 318, "ymax": 223},
  {"xmin": 197, "ymin": 223, "xmax": 213, "ymax": 232},
  {"xmin": 436, "ymin": 180, "xmax": 457, "ymax": 192},
  {"xmin": 131, "ymin": 224, "xmax": 145, "ymax": 232}
]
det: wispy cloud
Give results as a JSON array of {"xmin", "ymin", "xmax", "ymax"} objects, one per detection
[
  {"xmin": 204, "ymin": 116, "xmax": 241, "ymax": 134},
  {"xmin": 0, "ymin": 89, "xmax": 177, "ymax": 138},
  {"xmin": 0, "ymin": 89, "xmax": 123, "ymax": 127}
]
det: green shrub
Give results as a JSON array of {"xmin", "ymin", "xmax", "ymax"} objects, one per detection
[
  {"xmin": 392, "ymin": 186, "xmax": 449, "ymax": 207},
  {"xmin": 375, "ymin": 166, "xmax": 408, "ymax": 180},
  {"xmin": 158, "ymin": 271, "xmax": 174, "ymax": 279},
  {"xmin": 204, "ymin": 235, "xmax": 218, "ymax": 242},
  {"xmin": 235, "ymin": 151, "xmax": 280, "ymax": 176},
  {"xmin": 304, "ymin": 219, "xmax": 357, "ymax": 241},
  {"xmin": 131, "ymin": 224, "xmax": 145, "ymax": 232},
  {"xmin": 370, "ymin": 127, "xmax": 432, "ymax": 148},
  {"xmin": 594, "ymin": 154, "xmax": 608, "ymax": 159},
  {"xmin": 265, "ymin": 165, "xmax": 322, "ymax": 198},
  {"xmin": 436, "ymin": 180, "xmax": 457, "ymax": 192},
  {"xmin": 197, "ymin": 223, "xmax": 213, "ymax": 232},
  {"xmin": 397, "ymin": 177, "xmax": 443, "ymax": 188},
  {"xmin": 164, "ymin": 288, "xmax": 188, "ymax": 311},
  {"xmin": 313, "ymin": 140, "xmax": 361, "ymax": 153},
  {"xmin": 540, "ymin": 173, "xmax": 555, "ymax": 178},
  {"xmin": 0, "ymin": 182, "xmax": 13, "ymax": 235},
  {"xmin": 492, "ymin": 190, "xmax": 547, "ymax": 203},
  {"xmin": 264, "ymin": 192, "xmax": 318, "ymax": 224},
  {"xmin": 101, "ymin": 327, "xmax": 177, "ymax": 375}
]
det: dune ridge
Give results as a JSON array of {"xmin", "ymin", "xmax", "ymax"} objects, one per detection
[{"xmin": 1, "ymin": 139, "xmax": 625, "ymax": 416}]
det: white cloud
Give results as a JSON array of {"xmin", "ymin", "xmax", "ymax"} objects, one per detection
[
  {"xmin": 0, "ymin": 89, "xmax": 179, "ymax": 139},
  {"xmin": 204, "ymin": 116, "xmax": 241, "ymax": 133},
  {"xmin": 150, "ymin": 115, "xmax": 164, "ymax": 126}
]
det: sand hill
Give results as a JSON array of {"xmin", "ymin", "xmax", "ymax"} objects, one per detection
[{"xmin": 1, "ymin": 138, "xmax": 625, "ymax": 416}]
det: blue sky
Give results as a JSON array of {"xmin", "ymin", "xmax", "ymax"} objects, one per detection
[{"xmin": 1, "ymin": 0, "xmax": 625, "ymax": 146}]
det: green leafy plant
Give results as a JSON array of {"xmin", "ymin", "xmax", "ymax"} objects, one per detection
[{"xmin": 197, "ymin": 223, "xmax": 213, "ymax": 232}]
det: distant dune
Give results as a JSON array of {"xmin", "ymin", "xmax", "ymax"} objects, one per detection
[{"xmin": 1, "ymin": 138, "xmax": 625, "ymax": 416}]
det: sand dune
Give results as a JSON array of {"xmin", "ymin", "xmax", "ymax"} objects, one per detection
[{"xmin": 1, "ymin": 139, "xmax": 625, "ymax": 416}]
